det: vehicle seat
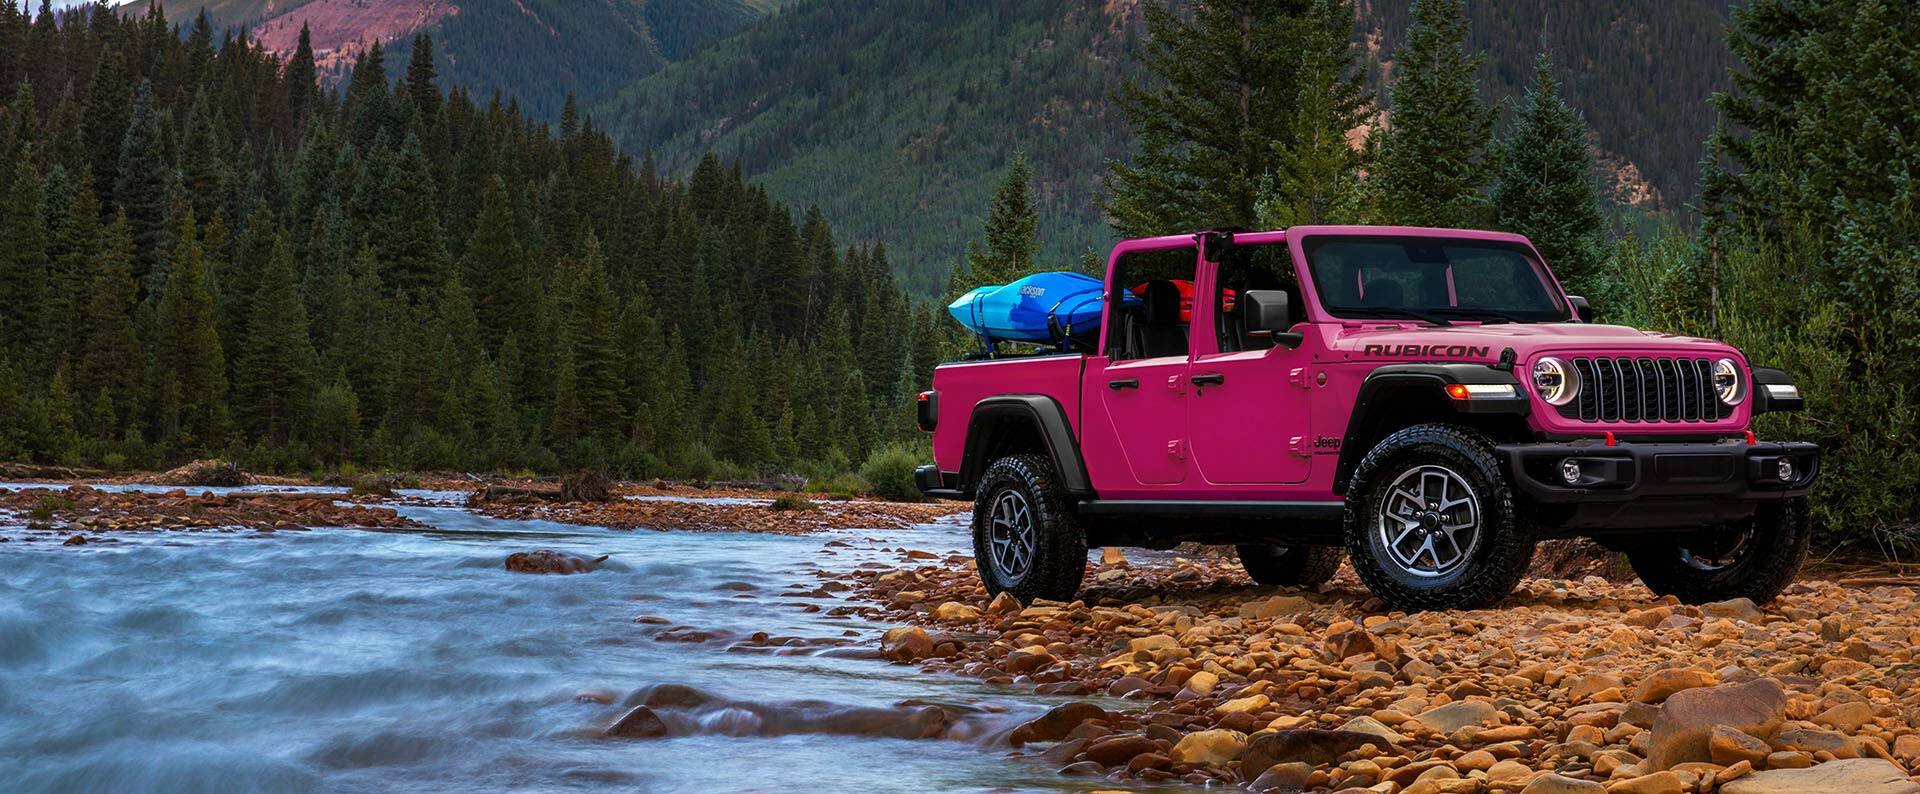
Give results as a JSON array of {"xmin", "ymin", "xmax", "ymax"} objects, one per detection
[
  {"xmin": 1132, "ymin": 279, "xmax": 1189, "ymax": 358},
  {"xmin": 1361, "ymin": 275, "xmax": 1406, "ymax": 308}
]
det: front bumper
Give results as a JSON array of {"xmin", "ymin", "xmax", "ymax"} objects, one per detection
[
  {"xmin": 1498, "ymin": 439, "xmax": 1818, "ymax": 503},
  {"xmin": 915, "ymin": 465, "xmax": 965, "ymax": 501}
]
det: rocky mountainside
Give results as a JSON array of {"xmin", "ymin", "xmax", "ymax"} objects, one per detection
[
  {"xmin": 594, "ymin": 0, "xmax": 1736, "ymax": 289},
  {"xmin": 127, "ymin": 0, "xmax": 761, "ymax": 116}
]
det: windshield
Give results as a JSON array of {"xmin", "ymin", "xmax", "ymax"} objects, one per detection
[{"xmin": 1303, "ymin": 236, "xmax": 1570, "ymax": 323}]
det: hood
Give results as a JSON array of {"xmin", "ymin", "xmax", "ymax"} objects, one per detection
[{"xmin": 1322, "ymin": 322, "xmax": 1741, "ymax": 364}]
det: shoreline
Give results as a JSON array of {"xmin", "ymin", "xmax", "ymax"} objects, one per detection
[{"xmin": 835, "ymin": 550, "xmax": 1920, "ymax": 792}]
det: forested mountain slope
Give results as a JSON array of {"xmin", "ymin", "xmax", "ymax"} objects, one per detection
[
  {"xmin": 597, "ymin": 0, "xmax": 1735, "ymax": 291},
  {"xmin": 595, "ymin": 0, "xmax": 1144, "ymax": 293},
  {"xmin": 120, "ymin": 0, "xmax": 761, "ymax": 117}
]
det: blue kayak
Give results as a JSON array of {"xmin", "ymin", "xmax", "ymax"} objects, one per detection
[{"xmin": 948, "ymin": 271, "xmax": 1132, "ymax": 344}]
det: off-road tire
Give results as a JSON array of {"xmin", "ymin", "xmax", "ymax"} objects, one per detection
[
  {"xmin": 1236, "ymin": 544, "xmax": 1343, "ymax": 588},
  {"xmin": 972, "ymin": 454, "xmax": 1087, "ymax": 602},
  {"xmin": 1626, "ymin": 498, "xmax": 1810, "ymax": 605},
  {"xmin": 1342, "ymin": 424, "xmax": 1535, "ymax": 611}
]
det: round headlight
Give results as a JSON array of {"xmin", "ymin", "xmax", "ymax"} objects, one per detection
[
  {"xmin": 1713, "ymin": 358, "xmax": 1745, "ymax": 405},
  {"xmin": 1532, "ymin": 357, "xmax": 1578, "ymax": 406}
]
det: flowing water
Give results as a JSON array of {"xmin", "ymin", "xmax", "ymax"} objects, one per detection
[{"xmin": 0, "ymin": 490, "xmax": 1116, "ymax": 793}]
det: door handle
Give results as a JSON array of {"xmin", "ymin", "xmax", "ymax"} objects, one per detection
[
  {"xmin": 1107, "ymin": 378, "xmax": 1139, "ymax": 390},
  {"xmin": 1190, "ymin": 373, "xmax": 1225, "ymax": 387}
]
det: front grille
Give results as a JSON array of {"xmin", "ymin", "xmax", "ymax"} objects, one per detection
[{"xmin": 1558, "ymin": 356, "xmax": 1733, "ymax": 423}]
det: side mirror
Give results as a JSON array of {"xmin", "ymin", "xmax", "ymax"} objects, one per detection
[
  {"xmin": 1242, "ymin": 290, "xmax": 1303, "ymax": 348},
  {"xmin": 1567, "ymin": 295, "xmax": 1595, "ymax": 323}
]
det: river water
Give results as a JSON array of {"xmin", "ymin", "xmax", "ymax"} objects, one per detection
[{"xmin": 0, "ymin": 488, "xmax": 1111, "ymax": 793}]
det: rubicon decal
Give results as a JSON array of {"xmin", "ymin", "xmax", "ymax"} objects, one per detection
[{"xmin": 1361, "ymin": 343, "xmax": 1492, "ymax": 359}]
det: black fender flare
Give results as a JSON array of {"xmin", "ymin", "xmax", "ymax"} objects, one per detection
[
  {"xmin": 957, "ymin": 395, "xmax": 1093, "ymax": 497},
  {"xmin": 1332, "ymin": 363, "xmax": 1529, "ymax": 494}
]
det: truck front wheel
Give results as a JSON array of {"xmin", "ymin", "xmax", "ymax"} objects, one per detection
[
  {"xmin": 1236, "ymin": 544, "xmax": 1342, "ymax": 588},
  {"xmin": 1625, "ymin": 498, "xmax": 1809, "ymax": 605},
  {"xmin": 1343, "ymin": 424, "xmax": 1536, "ymax": 611},
  {"xmin": 971, "ymin": 454, "xmax": 1087, "ymax": 603}
]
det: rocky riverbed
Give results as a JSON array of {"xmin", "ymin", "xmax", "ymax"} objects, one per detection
[
  {"xmin": 0, "ymin": 485, "xmax": 421, "ymax": 543},
  {"xmin": 470, "ymin": 492, "xmax": 962, "ymax": 535},
  {"xmin": 840, "ymin": 551, "xmax": 1920, "ymax": 793}
]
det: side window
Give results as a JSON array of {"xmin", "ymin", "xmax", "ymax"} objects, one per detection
[
  {"xmin": 1212, "ymin": 243, "xmax": 1299, "ymax": 353},
  {"xmin": 1105, "ymin": 247, "xmax": 1197, "ymax": 361}
]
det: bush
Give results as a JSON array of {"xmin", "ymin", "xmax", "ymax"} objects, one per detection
[
  {"xmin": 769, "ymin": 494, "xmax": 817, "ymax": 511},
  {"xmin": 859, "ymin": 443, "xmax": 927, "ymax": 503}
]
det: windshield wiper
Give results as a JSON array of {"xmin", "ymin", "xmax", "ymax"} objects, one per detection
[
  {"xmin": 1430, "ymin": 307, "xmax": 1530, "ymax": 324},
  {"xmin": 1337, "ymin": 307, "xmax": 1453, "ymax": 327}
]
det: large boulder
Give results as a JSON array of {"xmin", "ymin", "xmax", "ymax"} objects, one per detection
[
  {"xmin": 161, "ymin": 459, "xmax": 250, "ymax": 487},
  {"xmin": 505, "ymin": 550, "xmax": 608, "ymax": 574},
  {"xmin": 1632, "ymin": 668, "xmax": 1718, "ymax": 704},
  {"xmin": 1239, "ymin": 729, "xmax": 1381, "ymax": 773},
  {"xmin": 1720, "ymin": 759, "xmax": 1920, "ymax": 794},
  {"xmin": 604, "ymin": 705, "xmax": 669, "ymax": 738},
  {"xmin": 1413, "ymin": 700, "xmax": 1500, "ymax": 734},
  {"xmin": 1649, "ymin": 678, "xmax": 1787, "ymax": 770},
  {"xmin": 1168, "ymin": 729, "xmax": 1248, "ymax": 765},
  {"xmin": 1082, "ymin": 734, "xmax": 1157, "ymax": 766},
  {"xmin": 1521, "ymin": 774, "xmax": 1606, "ymax": 793},
  {"xmin": 1008, "ymin": 701, "xmax": 1108, "ymax": 745},
  {"xmin": 879, "ymin": 626, "xmax": 935, "ymax": 662}
]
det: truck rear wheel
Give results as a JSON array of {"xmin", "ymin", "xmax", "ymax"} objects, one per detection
[
  {"xmin": 971, "ymin": 454, "xmax": 1087, "ymax": 603},
  {"xmin": 1236, "ymin": 544, "xmax": 1342, "ymax": 588},
  {"xmin": 1343, "ymin": 424, "xmax": 1535, "ymax": 611},
  {"xmin": 1625, "ymin": 498, "xmax": 1809, "ymax": 605}
]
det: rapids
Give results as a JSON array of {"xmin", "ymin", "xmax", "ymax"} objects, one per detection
[{"xmin": 0, "ymin": 491, "xmax": 1123, "ymax": 792}]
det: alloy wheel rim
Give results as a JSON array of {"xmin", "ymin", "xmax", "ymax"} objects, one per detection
[
  {"xmin": 1376, "ymin": 464, "xmax": 1481, "ymax": 578},
  {"xmin": 988, "ymin": 490, "xmax": 1036, "ymax": 582},
  {"xmin": 1679, "ymin": 525, "xmax": 1754, "ymax": 571}
]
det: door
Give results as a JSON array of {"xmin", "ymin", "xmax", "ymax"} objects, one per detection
[
  {"xmin": 1090, "ymin": 245, "xmax": 1201, "ymax": 487},
  {"xmin": 1098, "ymin": 355, "xmax": 1191, "ymax": 485},
  {"xmin": 1186, "ymin": 237, "xmax": 1314, "ymax": 484}
]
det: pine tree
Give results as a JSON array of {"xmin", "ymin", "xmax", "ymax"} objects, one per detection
[
  {"xmin": 1108, "ymin": 0, "xmax": 1329, "ymax": 235},
  {"xmin": 0, "ymin": 150, "xmax": 50, "ymax": 371},
  {"xmin": 1369, "ymin": 0, "xmax": 1494, "ymax": 228},
  {"xmin": 153, "ymin": 208, "xmax": 227, "ymax": 451},
  {"xmin": 45, "ymin": 167, "xmax": 102, "ymax": 367},
  {"xmin": 1491, "ymin": 54, "xmax": 1605, "ymax": 294},
  {"xmin": 310, "ymin": 369, "xmax": 361, "ymax": 464},
  {"xmin": 565, "ymin": 235, "xmax": 624, "ymax": 441},
  {"xmin": 965, "ymin": 152, "xmax": 1040, "ymax": 285},
  {"xmin": 74, "ymin": 210, "xmax": 140, "ymax": 436},
  {"xmin": 404, "ymin": 34, "xmax": 442, "ymax": 122},
  {"xmin": 179, "ymin": 89, "xmax": 228, "ymax": 231},
  {"xmin": 284, "ymin": 23, "xmax": 318, "ymax": 128},
  {"xmin": 1260, "ymin": 0, "xmax": 1371, "ymax": 227},
  {"xmin": 114, "ymin": 79, "xmax": 174, "ymax": 297},
  {"xmin": 82, "ymin": 49, "xmax": 131, "ymax": 212},
  {"xmin": 461, "ymin": 175, "xmax": 533, "ymax": 351},
  {"xmin": 374, "ymin": 134, "xmax": 451, "ymax": 301},
  {"xmin": 233, "ymin": 230, "xmax": 317, "ymax": 445}
]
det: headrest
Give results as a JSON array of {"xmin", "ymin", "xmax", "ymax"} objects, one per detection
[
  {"xmin": 1360, "ymin": 274, "xmax": 1406, "ymax": 307},
  {"xmin": 1142, "ymin": 280, "xmax": 1184, "ymax": 324}
]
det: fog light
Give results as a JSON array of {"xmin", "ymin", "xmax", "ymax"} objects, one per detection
[
  {"xmin": 1776, "ymin": 458, "xmax": 1795, "ymax": 482},
  {"xmin": 1560, "ymin": 459, "xmax": 1582, "ymax": 485}
]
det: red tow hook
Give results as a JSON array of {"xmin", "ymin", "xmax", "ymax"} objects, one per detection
[
  {"xmin": 1745, "ymin": 430, "xmax": 1757, "ymax": 445},
  {"xmin": 1604, "ymin": 432, "xmax": 1617, "ymax": 447}
]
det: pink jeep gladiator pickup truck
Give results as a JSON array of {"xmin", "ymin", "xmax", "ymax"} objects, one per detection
[{"xmin": 916, "ymin": 227, "xmax": 1816, "ymax": 611}]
